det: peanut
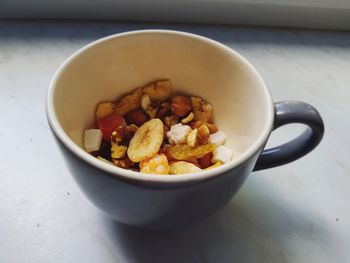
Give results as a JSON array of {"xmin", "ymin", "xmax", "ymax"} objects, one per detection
[
  {"xmin": 197, "ymin": 124, "xmax": 210, "ymax": 145},
  {"xmin": 191, "ymin": 121, "xmax": 218, "ymax": 134},
  {"xmin": 181, "ymin": 112, "xmax": 194, "ymax": 124}
]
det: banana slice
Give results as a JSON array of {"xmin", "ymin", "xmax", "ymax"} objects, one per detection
[
  {"xmin": 127, "ymin": 118, "xmax": 164, "ymax": 162},
  {"xmin": 169, "ymin": 161, "xmax": 202, "ymax": 174}
]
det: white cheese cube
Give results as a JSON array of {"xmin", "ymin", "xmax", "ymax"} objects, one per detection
[
  {"xmin": 212, "ymin": 145, "xmax": 233, "ymax": 163},
  {"xmin": 167, "ymin": 123, "xmax": 192, "ymax": 145},
  {"xmin": 84, "ymin": 129, "xmax": 103, "ymax": 152},
  {"xmin": 209, "ymin": 131, "xmax": 227, "ymax": 146}
]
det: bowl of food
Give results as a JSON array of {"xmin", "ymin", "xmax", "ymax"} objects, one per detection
[{"xmin": 46, "ymin": 30, "xmax": 324, "ymax": 230}]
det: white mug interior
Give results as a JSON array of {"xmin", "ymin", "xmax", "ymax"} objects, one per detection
[{"xmin": 47, "ymin": 30, "xmax": 274, "ymax": 183}]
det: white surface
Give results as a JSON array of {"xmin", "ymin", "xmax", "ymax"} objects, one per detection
[
  {"xmin": 1, "ymin": 0, "xmax": 350, "ymax": 30},
  {"xmin": 1, "ymin": 20, "xmax": 350, "ymax": 263}
]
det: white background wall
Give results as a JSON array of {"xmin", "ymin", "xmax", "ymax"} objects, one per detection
[{"xmin": 1, "ymin": 0, "xmax": 350, "ymax": 30}]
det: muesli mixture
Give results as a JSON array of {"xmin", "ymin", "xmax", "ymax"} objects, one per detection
[{"xmin": 84, "ymin": 80, "xmax": 233, "ymax": 174}]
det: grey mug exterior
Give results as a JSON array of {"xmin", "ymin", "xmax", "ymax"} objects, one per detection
[{"xmin": 50, "ymin": 100, "xmax": 324, "ymax": 230}]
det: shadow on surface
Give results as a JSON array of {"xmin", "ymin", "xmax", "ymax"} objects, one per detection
[{"xmin": 102, "ymin": 174, "xmax": 329, "ymax": 263}]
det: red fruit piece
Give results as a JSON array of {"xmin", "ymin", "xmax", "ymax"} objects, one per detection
[
  {"xmin": 97, "ymin": 114, "xmax": 124, "ymax": 141},
  {"xmin": 198, "ymin": 152, "xmax": 213, "ymax": 169}
]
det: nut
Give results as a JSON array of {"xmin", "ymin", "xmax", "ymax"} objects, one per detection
[
  {"xmin": 122, "ymin": 124, "xmax": 138, "ymax": 145},
  {"xmin": 141, "ymin": 94, "xmax": 151, "ymax": 111},
  {"xmin": 125, "ymin": 109, "xmax": 148, "ymax": 127},
  {"xmin": 197, "ymin": 124, "xmax": 210, "ymax": 145},
  {"xmin": 191, "ymin": 121, "xmax": 218, "ymax": 134},
  {"xmin": 145, "ymin": 105, "xmax": 158, "ymax": 119},
  {"xmin": 190, "ymin": 97, "xmax": 213, "ymax": 122},
  {"xmin": 164, "ymin": 115, "xmax": 179, "ymax": 127},
  {"xmin": 171, "ymin": 95, "xmax": 192, "ymax": 117},
  {"xmin": 111, "ymin": 125, "xmax": 124, "ymax": 144},
  {"xmin": 111, "ymin": 144, "xmax": 127, "ymax": 159},
  {"xmin": 186, "ymin": 128, "xmax": 197, "ymax": 147},
  {"xmin": 181, "ymin": 112, "xmax": 194, "ymax": 124}
]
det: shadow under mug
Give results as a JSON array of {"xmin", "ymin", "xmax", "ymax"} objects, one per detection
[{"xmin": 46, "ymin": 30, "xmax": 324, "ymax": 230}]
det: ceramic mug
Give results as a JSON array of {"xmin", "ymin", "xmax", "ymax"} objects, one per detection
[{"xmin": 46, "ymin": 30, "xmax": 324, "ymax": 230}]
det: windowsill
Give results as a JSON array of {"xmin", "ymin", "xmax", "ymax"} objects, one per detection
[{"xmin": 1, "ymin": 0, "xmax": 350, "ymax": 30}]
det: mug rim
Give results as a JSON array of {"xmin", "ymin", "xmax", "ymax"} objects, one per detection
[{"xmin": 46, "ymin": 29, "xmax": 274, "ymax": 184}]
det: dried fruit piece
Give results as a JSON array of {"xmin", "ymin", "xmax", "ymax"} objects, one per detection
[
  {"xmin": 171, "ymin": 95, "xmax": 191, "ymax": 117},
  {"xmin": 187, "ymin": 128, "xmax": 197, "ymax": 147},
  {"xmin": 140, "ymin": 154, "xmax": 170, "ymax": 174},
  {"xmin": 111, "ymin": 144, "xmax": 127, "ymax": 159},
  {"xmin": 114, "ymin": 88, "xmax": 143, "ymax": 116},
  {"xmin": 140, "ymin": 95, "xmax": 159, "ymax": 119},
  {"xmin": 164, "ymin": 115, "xmax": 179, "ymax": 127},
  {"xmin": 197, "ymin": 124, "xmax": 210, "ymax": 145},
  {"xmin": 97, "ymin": 140, "xmax": 112, "ymax": 161},
  {"xmin": 156, "ymin": 102, "xmax": 171, "ymax": 119},
  {"xmin": 183, "ymin": 157, "xmax": 198, "ymax": 165},
  {"xmin": 142, "ymin": 80, "xmax": 172, "ymax": 101},
  {"xmin": 198, "ymin": 152, "xmax": 213, "ymax": 169},
  {"xmin": 181, "ymin": 112, "xmax": 194, "ymax": 124},
  {"xmin": 96, "ymin": 102, "xmax": 115, "ymax": 120},
  {"xmin": 190, "ymin": 97, "xmax": 213, "ymax": 122},
  {"xmin": 84, "ymin": 129, "xmax": 103, "ymax": 153},
  {"xmin": 125, "ymin": 109, "xmax": 147, "ymax": 127},
  {"xmin": 191, "ymin": 121, "xmax": 218, "ymax": 134},
  {"xmin": 168, "ymin": 143, "xmax": 216, "ymax": 160},
  {"xmin": 212, "ymin": 145, "xmax": 233, "ymax": 163},
  {"xmin": 169, "ymin": 161, "xmax": 201, "ymax": 174},
  {"xmin": 127, "ymin": 118, "xmax": 164, "ymax": 162},
  {"xmin": 167, "ymin": 123, "xmax": 192, "ymax": 145},
  {"xmin": 205, "ymin": 161, "xmax": 223, "ymax": 170},
  {"xmin": 97, "ymin": 114, "xmax": 124, "ymax": 141},
  {"xmin": 209, "ymin": 131, "xmax": 227, "ymax": 146}
]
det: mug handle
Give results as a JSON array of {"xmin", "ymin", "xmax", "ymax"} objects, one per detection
[{"xmin": 253, "ymin": 101, "xmax": 324, "ymax": 171}]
